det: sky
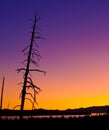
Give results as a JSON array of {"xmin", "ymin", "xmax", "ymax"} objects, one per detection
[{"xmin": 0, "ymin": 0, "xmax": 109, "ymax": 110}]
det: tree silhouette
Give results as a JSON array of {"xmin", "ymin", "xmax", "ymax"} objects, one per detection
[
  {"xmin": 0, "ymin": 76, "xmax": 5, "ymax": 110},
  {"xmin": 17, "ymin": 15, "xmax": 46, "ymax": 117}
]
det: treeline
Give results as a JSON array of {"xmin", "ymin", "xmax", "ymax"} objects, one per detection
[{"xmin": 0, "ymin": 105, "xmax": 109, "ymax": 116}]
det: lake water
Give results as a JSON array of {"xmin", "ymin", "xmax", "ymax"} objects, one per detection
[{"xmin": 0, "ymin": 112, "xmax": 106, "ymax": 120}]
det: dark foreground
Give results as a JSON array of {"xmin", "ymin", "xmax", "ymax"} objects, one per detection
[{"xmin": 0, "ymin": 115, "xmax": 109, "ymax": 130}]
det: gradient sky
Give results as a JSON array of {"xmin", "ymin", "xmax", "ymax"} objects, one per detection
[{"xmin": 1, "ymin": 0, "xmax": 109, "ymax": 110}]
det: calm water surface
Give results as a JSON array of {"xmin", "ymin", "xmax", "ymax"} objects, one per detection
[{"xmin": 1, "ymin": 113, "xmax": 106, "ymax": 120}]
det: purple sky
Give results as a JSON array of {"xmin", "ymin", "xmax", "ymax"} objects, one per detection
[{"xmin": 1, "ymin": 0, "xmax": 109, "ymax": 109}]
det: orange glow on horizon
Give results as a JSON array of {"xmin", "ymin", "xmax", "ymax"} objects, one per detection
[
  {"xmin": 3, "ymin": 95, "xmax": 109, "ymax": 110},
  {"xmin": 1, "ymin": 64, "xmax": 109, "ymax": 110}
]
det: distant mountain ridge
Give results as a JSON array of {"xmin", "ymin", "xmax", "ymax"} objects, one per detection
[
  {"xmin": 0, "ymin": 105, "xmax": 109, "ymax": 116},
  {"xmin": 36, "ymin": 105, "xmax": 109, "ymax": 115},
  {"xmin": 65, "ymin": 105, "xmax": 109, "ymax": 114}
]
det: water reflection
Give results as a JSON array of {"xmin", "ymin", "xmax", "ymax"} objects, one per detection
[{"xmin": 0, "ymin": 112, "xmax": 106, "ymax": 120}]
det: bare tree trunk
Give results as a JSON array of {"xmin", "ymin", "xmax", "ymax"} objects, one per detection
[
  {"xmin": 17, "ymin": 15, "xmax": 46, "ymax": 119},
  {"xmin": 20, "ymin": 16, "xmax": 36, "ymax": 112},
  {"xmin": 0, "ymin": 77, "xmax": 5, "ymax": 110}
]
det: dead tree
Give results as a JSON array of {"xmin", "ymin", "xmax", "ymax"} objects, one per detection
[
  {"xmin": 0, "ymin": 77, "xmax": 5, "ymax": 110},
  {"xmin": 17, "ymin": 15, "xmax": 46, "ymax": 116}
]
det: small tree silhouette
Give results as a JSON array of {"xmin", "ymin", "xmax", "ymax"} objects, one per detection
[{"xmin": 17, "ymin": 15, "xmax": 46, "ymax": 118}]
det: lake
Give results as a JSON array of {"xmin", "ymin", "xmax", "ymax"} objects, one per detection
[{"xmin": 0, "ymin": 112, "xmax": 106, "ymax": 120}]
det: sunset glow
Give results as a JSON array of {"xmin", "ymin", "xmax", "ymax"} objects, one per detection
[{"xmin": 1, "ymin": 0, "xmax": 109, "ymax": 110}]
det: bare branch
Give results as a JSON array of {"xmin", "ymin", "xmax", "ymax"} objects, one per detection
[
  {"xmin": 13, "ymin": 105, "xmax": 21, "ymax": 110},
  {"xmin": 21, "ymin": 59, "xmax": 28, "ymax": 64},
  {"xmin": 32, "ymin": 48, "xmax": 40, "ymax": 55},
  {"xmin": 26, "ymin": 92, "xmax": 34, "ymax": 100},
  {"xmin": 24, "ymin": 52, "xmax": 29, "ymax": 55},
  {"xmin": 18, "ymin": 82, "xmax": 23, "ymax": 85},
  {"xmin": 27, "ymin": 77, "xmax": 33, "ymax": 84},
  {"xmin": 26, "ymin": 81, "xmax": 40, "ymax": 90},
  {"xmin": 22, "ymin": 45, "xmax": 30, "ymax": 52},
  {"xmin": 25, "ymin": 98, "xmax": 36, "ymax": 109},
  {"xmin": 26, "ymin": 85, "xmax": 39, "ymax": 94},
  {"xmin": 16, "ymin": 68, "xmax": 26, "ymax": 73},
  {"xmin": 28, "ymin": 72, "xmax": 32, "ymax": 77},
  {"xmin": 33, "ymin": 40, "xmax": 39, "ymax": 47},
  {"xmin": 29, "ymin": 69, "xmax": 46, "ymax": 75},
  {"xmin": 30, "ymin": 59, "xmax": 40, "ymax": 67},
  {"xmin": 31, "ymin": 51, "xmax": 43, "ymax": 61},
  {"xmin": 26, "ymin": 92, "xmax": 38, "ymax": 104}
]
